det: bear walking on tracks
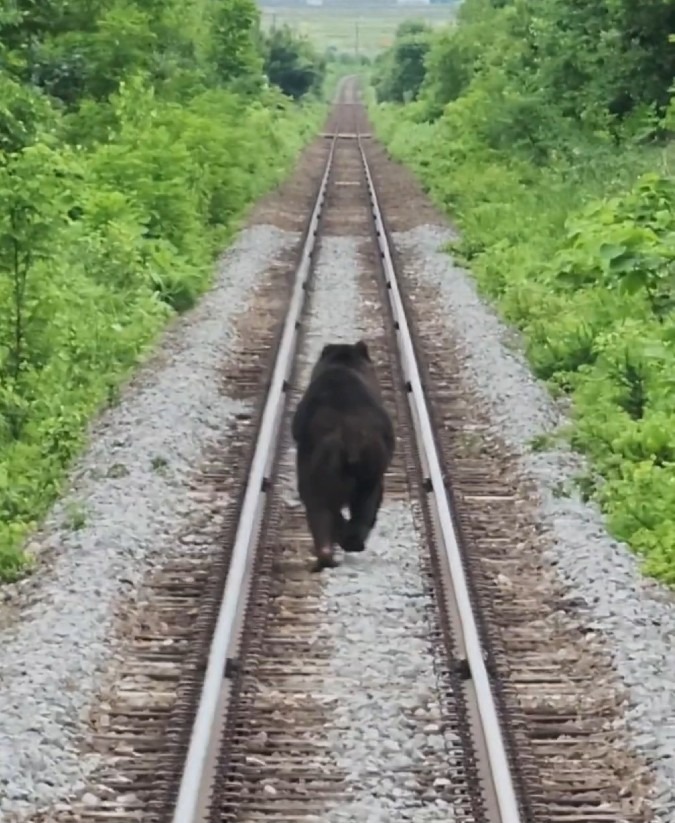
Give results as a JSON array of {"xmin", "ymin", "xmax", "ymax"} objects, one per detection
[{"xmin": 291, "ymin": 340, "xmax": 395, "ymax": 571}]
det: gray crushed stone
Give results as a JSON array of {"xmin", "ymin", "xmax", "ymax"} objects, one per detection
[
  {"xmin": 394, "ymin": 224, "xmax": 675, "ymax": 820},
  {"xmin": 285, "ymin": 235, "xmax": 463, "ymax": 820},
  {"xmin": 0, "ymin": 225, "xmax": 299, "ymax": 821}
]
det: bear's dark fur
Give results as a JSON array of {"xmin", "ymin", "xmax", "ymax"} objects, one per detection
[{"xmin": 291, "ymin": 340, "xmax": 395, "ymax": 570}]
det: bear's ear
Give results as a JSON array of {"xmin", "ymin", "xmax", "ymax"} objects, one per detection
[
  {"xmin": 354, "ymin": 340, "xmax": 370, "ymax": 361},
  {"xmin": 320, "ymin": 343, "xmax": 338, "ymax": 360}
]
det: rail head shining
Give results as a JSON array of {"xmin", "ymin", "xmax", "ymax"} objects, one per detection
[
  {"xmin": 357, "ymin": 135, "xmax": 524, "ymax": 823},
  {"xmin": 170, "ymin": 136, "xmax": 337, "ymax": 823}
]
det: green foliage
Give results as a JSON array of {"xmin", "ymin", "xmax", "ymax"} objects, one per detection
[
  {"xmin": 324, "ymin": 50, "xmax": 372, "ymax": 69},
  {"xmin": 423, "ymin": 0, "xmax": 675, "ymax": 127},
  {"xmin": 0, "ymin": 0, "xmax": 323, "ymax": 581},
  {"xmin": 371, "ymin": 0, "xmax": 675, "ymax": 583},
  {"xmin": 373, "ymin": 20, "xmax": 433, "ymax": 104},
  {"xmin": 32, "ymin": 2, "xmax": 159, "ymax": 105},
  {"xmin": 263, "ymin": 25, "xmax": 325, "ymax": 101},
  {"xmin": 0, "ymin": 73, "xmax": 58, "ymax": 151},
  {"xmin": 210, "ymin": 0, "xmax": 264, "ymax": 89}
]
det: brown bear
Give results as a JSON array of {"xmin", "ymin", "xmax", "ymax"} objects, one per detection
[{"xmin": 291, "ymin": 340, "xmax": 395, "ymax": 571}]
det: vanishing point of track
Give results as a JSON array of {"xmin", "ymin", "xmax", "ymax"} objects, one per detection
[{"xmin": 55, "ymin": 78, "xmax": 647, "ymax": 823}]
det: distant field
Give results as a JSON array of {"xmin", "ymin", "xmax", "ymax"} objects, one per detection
[{"xmin": 259, "ymin": 3, "xmax": 457, "ymax": 55}]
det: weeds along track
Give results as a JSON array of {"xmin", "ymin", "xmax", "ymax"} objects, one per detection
[{"xmin": 45, "ymin": 78, "xmax": 652, "ymax": 823}]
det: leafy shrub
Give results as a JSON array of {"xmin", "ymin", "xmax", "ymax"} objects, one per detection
[
  {"xmin": 373, "ymin": 21, "xmax": 433, "ymax": 104},
  {"xmin": 263, "ymin": 26, "xmax": 325, "ymax": 101},
  {"xmin": 0, "ymin": 0, "xmax": 323, "ymax": 581},
  {"xmin": 210, "ymin": 0, "xmax": 264, "ymax": 87},
  {"xmin": 370, "ymin": 0, "xmax": 675, "ymax": 583}
]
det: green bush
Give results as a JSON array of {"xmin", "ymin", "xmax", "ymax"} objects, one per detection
[
  {"xmin": 0, "ymin": 0, "xmax": 323, "ymax": 581},
  {"xmin": 372, "ymin": 20, "xmax": 433, "ymax": 104},
  {"xmin": 263, "ymin": 26, "xmax": 326, "ymax": 101},
  {"xmin": 369, "ymin": 0, "xmax": 675, "ymax": 583}
]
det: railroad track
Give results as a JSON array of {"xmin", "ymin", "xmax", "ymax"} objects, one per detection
[
  {"xmin": 171, "ymin": 83, "xmax": 524, "ymax": 823},
  {"xmin": 47, "ymin": 78, "xmax": 650, "ymax": 823}
]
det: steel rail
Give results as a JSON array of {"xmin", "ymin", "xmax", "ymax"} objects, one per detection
[
  {"xmin": 170, "ymin": 134, "xmax": 337, "ymax": 823},
  {"xmin": 356, "ymin": 134, "xmax": 524, "ymax": 823}
]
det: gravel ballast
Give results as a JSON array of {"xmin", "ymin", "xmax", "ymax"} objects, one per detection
[
  {"xmin": 394, "ymin": 223, "xmax": 675, "ymax": 818},
  {"xmin": 3, "ymin": 118, "xmax": 672, "ymax": 823},
  {"xmin": 284, "ymin": 235, "xmax": 465, "ymax": 820},
  {"xmin": 0, "ymin": 224, "xmax": 299, "ymax": 820}
]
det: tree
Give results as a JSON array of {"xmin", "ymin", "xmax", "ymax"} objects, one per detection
[
  {"xmin": 373, "ymin": 20, "xmax": 432, "ymax": 104},
  {"xmin": 210, "ymin": 0, "xmax": 263, "ymax": 86},
  {"xmin": 263, "ymin": 26, "xmax": 324, "ymax": 101}
]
